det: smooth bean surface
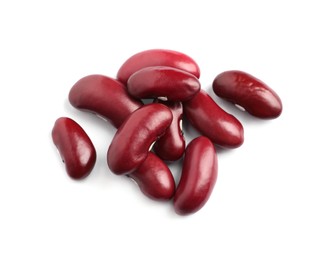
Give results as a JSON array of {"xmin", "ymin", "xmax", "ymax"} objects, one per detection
[
  {"xmin": 183, "ymin": 90, "xmax": 244, "ymax": 148},
  {"xmin": 153, "ymin": 100, "xmax": 185, "ymax": 161},
  {"xmin": 127, "ymin": 66, "xmax": 200, "ymax": 101},
  {"xmin": 174, "ymin": 136, "xmax": 218, "ymax": 215},
  {"xmin": 117, "ymin": 49, "xmax": 200, "ymax": 84},
  {"xmin": 107, "ymin": 103, "xmax": 173, "ymax": 175},
  {"xmin": 69, "ymin": 74, "xmax": 143, "ymax": 128},
  {"xmin": 52, "ymin": 117, "xmax": 96, "ymax": 180},
  {"xmin": 128, "ymin": 152, "xmax": 175, "ymax": 201},
  {"xmin": 213, "ymin": 70, "xmax": 282, "ymax": 119}
]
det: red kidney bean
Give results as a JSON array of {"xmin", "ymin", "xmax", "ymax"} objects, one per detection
[
  {"xmin": 183, "ymin": 90, "xmax": 244, "ymax": 148},
  {"xmin": 213, "ymin": 70, "xmax": 282, "ymax": 119},
  {"xmin": 128, "ymin": 152, "xmax": 175, "ymax": 201},
  {"xmin": 68, "ymin": 74, "xmax": 143, "ymax": 128},
  {"xmin": 52, "ymin": 117, "xmax": 96, "ymax": 180},
  {"xmin": 153, "ymin": 100, "xmax": 185, "ymax": 161},
  {"xmin": 127, "ymin": 66, "xmax": 200, "ymax": 101},
  {"xmin": 107, "ymin": 103, "xmax": 173, "ymax": 175},
  {"xmin": 174, "ymin": 136, "xmax": 217, "ymax": 215},
  {"xmin": 117, "ymin": 49, "xmax": 200, "ymax": 84}
]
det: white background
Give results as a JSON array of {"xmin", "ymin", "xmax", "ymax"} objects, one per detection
[{"xmin": 1, "ymin": 1, "xmax": 335, "ymax": 259}]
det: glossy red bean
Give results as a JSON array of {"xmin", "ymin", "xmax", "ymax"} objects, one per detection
[
  {"xmin": 153, "ymin": 100, "xmax": 185, "ymax": 161},
  {"xmin": 128, "ymin": 152, "xmax": 175, "ymax": 201},
  {"xmin": 107, "ymin": 103, "xmax": 173, "ymax": 175},
  {"xmin": 117, "ymin": 49, "xmax": 200, "ymax": 84},
  {"xmin": 52, "ymin": 117, "xmax": 96, "ymax": 180},
  {"xmin": 127, "ymin": 66, "xmax": 200, "ymax": 101},
  {"xmin": 183, "ymin": 90, "xmax": 244, "ymax": 148},
  {"xmin": 213, "ymin": 70, "xmax": 282, "ymax": 119},
  {"xmin": 174, "ymin": 136, "xmax": 217, "ymax": 215},
  {"xmin": 69, "ymin": 74, "xmax": 143, "ymax": 128}
]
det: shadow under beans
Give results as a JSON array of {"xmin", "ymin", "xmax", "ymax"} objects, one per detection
[
  {"xmin": 214, "ymin": 145, "xmax": 238, "ymax": 156},
  {"xmin": 181, "ymin": 116, "xmax": 202, "ymax": 143},
  {"xmin": 164, "ymin": 156, "xmax": 184, "ymax": 184}
]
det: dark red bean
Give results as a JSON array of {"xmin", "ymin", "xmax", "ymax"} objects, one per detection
[
  {"xmin": 174, "ymin": 136, "xmax": 217, "ymax": 215},
  {"xmin": 117, "ymin": 49, "xmax": 200, "ymax": 84},
  {"xmin": 127, "ymin": 66, "xmax": 200, "ymax": 101},
  {"xmin": 183, "ymin": 90, "xmax": 244, "ymax": 148},
  {"xmin": 213, "ymin": 70, "xmax": 282, "ymax": 119},
  {"xmin": 69, "ymin": 74, "xmax": 143, "ymax": 128},
  {"xmin": 107, "ymin": 103, "xmax": 173, "ymax": 175},
  {"xmin": 52, "ymin": 117, "xmax": 96, "ymax": 180},
  {"xmin": 153, "ymin": 100, "xmax": 185, "ymax": 161},
  {"xmin": 128, "ymin": 152, "xmax": 175, "ymax": 201}
]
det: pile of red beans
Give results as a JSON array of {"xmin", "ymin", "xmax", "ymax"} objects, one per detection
[{"xmin": 52, "ymin": 49, "xmax": 282, "ymax": 215}]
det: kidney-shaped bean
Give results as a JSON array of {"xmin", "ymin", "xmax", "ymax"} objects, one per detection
[
  {"xmin": 153, "ymin": 100, "xmax": 185, "ymax": 161},
  {"xmin": 213, "ymin": 70, "xmax": 282, "ymax": 119},
  {"xmin": 174, "ymin": 136, "xmax": 218, "ymax": 215},
  {"xmin": 52, "ymin": 117, "xmax": 96, "ymax": 180},
  {"xmin": 128, "ymin": 152, "xmax": 175, "ymax": 201},
  {"xmin": 69, "ymin": 74, "xmax": 143, "ymax": 128},
  {"xmin": 117, "ymin": 49, "xmax": 200, "ymax": 84},
  {"xmin": 127, "ymin": 66, "xmax": 200, "ymax": 101},
  {"xmin": 107, "ymin": 103, "xmax": 173, "ymax": 175},
  {"xmin": 183, "ymin": 90, "xmax": 244, "ymax": 148}
]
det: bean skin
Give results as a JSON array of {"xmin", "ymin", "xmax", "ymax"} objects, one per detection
[
  {"xmin": 69, "ymin": 74, "xmax": 143, "ymax": 128},
  {"xmin": 52, "ymin": 117, "xmax": 96, "ymax": 180},
  {"xmin": 107, "ymin": 103, "xmax": 173, "ymax": 175},
  {"xmin": 153, "ymin": 100, "xmax": 185, "ymax": 161},
  {"xmin": 213, "ymin": 70, "xmax": 282, "ymax": 119},
  {"xmin": 117, "ymin": 49, "xmax": 200, "ymax": 84},
  {"xmin": 174, "ymin": 136, "xmax": 218, "ymax": 215},
  {"xmin": 128, "ymin": 152, "xmax": 175, "ymax": 201},
  {"xmin": 183, "ymin": 90, "xmax": 244, "ymax": 148},
  {"xmin": 127, "ymin": 66, "xmax": 200, "ymax": 101}
]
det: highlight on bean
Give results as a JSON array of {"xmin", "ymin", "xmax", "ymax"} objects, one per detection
[
  {"xmin": 174, "ymin": 136, "xmax": 218, "ymax": 215},
  {"xmin": 213, "ymin": 70, "xmax": 282, "ymax": 119},
  {"xmin": 69, "ymin": 74, "xmax": 143, "ymax": 128},
  {"xmin": 128, "ymin": 152, "xmax": 175, "ymax": 201},
  {"xmin": 52, "ymin": 117, "xmax": 96, "ymax": 180},
  {"xmin": 127, "ymin": 66, "xmax": 201, "ymax": 102},
  {"xmin": 107, "ymin": 103, "xmax": 173, "ymax": 175},
  {"xmin": 183, "ymin": 89, "xmax": 244, "ymax": 148}
]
